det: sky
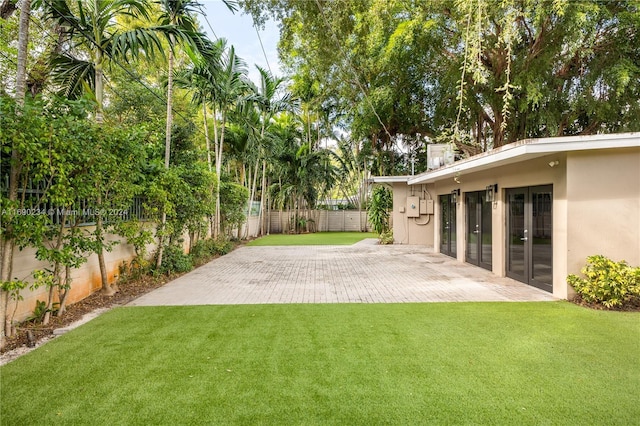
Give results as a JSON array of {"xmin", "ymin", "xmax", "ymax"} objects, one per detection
[{"xmin": 198, "ymin": 1, "xmax": 283, "ymax": 84}]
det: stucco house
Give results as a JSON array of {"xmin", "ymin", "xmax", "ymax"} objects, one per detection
[{"xmin": 372, "ymin": 133, "xmax": 640, "ymax": 299}]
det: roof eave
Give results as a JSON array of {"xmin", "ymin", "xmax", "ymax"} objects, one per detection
[{"xmin": 408, "ymin": 132, "xmax": 640, "ymax": 186}]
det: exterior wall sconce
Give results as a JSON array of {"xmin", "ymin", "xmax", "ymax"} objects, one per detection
[
  {"xmin": 451, "ymin": 189, "xmax": 460, "ymax": 204},
  {"xmin": 485, "ymin": 184, "xmax": 498, "ymax": 202},
  {"xmin": 548, "ymin": 160, "xmax": 560, "ymax": 167}
]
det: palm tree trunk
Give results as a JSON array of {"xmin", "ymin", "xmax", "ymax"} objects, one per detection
[
  {"xmin": 259, "ymin": 160, "xmax": 267, "ymax": 236},
  {"xmin": 214, "ymin": 111, "xmax": 226, "ymax": 239},
  {"xmin": 202, "ymin": 102, "xmax": 214, "ymax": 238},
  {"xmin": 157, "ymin": 43, "xmax": 175, "ymax": 269},
  {"xmin": 165, "ymin": 48, "xmax": 174, "ymax": 169},
  {"xmin": 95, "ymin": 57, "xmax": 104, "ymax": 124},
  {"xmin": 212, "ymin": 106, "xmax": 220, "ymax": 238},
  {"xmin": 247, "ymin": 160, "xmax": 260, "ymax": 238},
  {"xmin": 203, "ymin": 103, "xmax": 212, "ymax": 173}
]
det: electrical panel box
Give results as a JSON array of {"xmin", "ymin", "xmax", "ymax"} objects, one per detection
[
  {"xmin": 420, "ymin": 199, "xmax": 434, "ymax": 215},
  {"xmin": 406, "ymin": 196, "xmax": 420, "ymax": 218}
]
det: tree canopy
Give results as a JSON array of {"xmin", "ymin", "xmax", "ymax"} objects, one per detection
[{"xmin": 240, "ymin": 0, "xmax": 640, "ymax": 169}]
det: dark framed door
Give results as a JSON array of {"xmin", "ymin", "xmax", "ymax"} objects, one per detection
[
  {"xmin": 506, "ymin": 185, "xmax": 553, "ymax": 292},
  {"xmin": 440, "ymin": 194, "xmax": 457, "ymax": 258},
  {"xmin": 465, "ymin": 191, "xmax": 492, "ymax": 270}
]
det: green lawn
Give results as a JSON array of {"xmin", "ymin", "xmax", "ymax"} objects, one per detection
[
  {"xmin": 2, "ymin": 302, "xmax": 638, "ymax": 425},
  {"xmin": 246, "ymin": 231, "xmax": 377, "ymax": 246}
]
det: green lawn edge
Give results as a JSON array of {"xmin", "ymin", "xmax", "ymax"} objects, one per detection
[{"xmin": 246, "ymin": 231, "xmax": 377, "ymax": 246}]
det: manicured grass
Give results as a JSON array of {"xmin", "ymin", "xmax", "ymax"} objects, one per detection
[
  {"xmin": 246, "ymin": 231, "xmax": 377, "ymax": 246},
  {"xmin": 2, "ymin": 302, "xmax": 639, "ymax": 425}
]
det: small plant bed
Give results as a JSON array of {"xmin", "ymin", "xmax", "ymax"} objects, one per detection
[
  {"xmin": 1, "ymin": 273, "xmax": 171, "ymax": 355},
  {"xmin": 568, "ymin": 255, "xmax": 640, "ymax": 312},
  {"xmin": 1, "ymin": 239, "xmax": 238, "ymax": 355},
  {"xmin": 570, "ymin": 294, "xmax": 640, "ymax": 312}
]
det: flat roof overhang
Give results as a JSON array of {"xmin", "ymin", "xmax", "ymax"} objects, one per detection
[
  {"xmin": 407, "ymin": 132, "xmax": 640, "ymax": 185},
  {"xmin": 368, "ymin": 176, "xmax": 410, "ymax": 184}
]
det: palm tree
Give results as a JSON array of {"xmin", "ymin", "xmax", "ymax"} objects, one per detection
[
  {"xmin": 155, "ymin": 0, "xmax": 237, "ymax": 266},
  {"xmin": 174, "ymin": 41, "xmax": 225, "ymax": 174},
  {"xmin": 246, "ymin": 66, "xmax": 292, "ymax": 235},
  {"xmin": 154, "ymin": 1, "xmax": 236, "ymax": 265},
  {"xmin": 43, "ymin": 0, "xmax": 166, "ymax": 123},
  {"xmin": 209, "ymin": 43, "xmax": 249, "ymax": 238},
  {"xmin": 267, "ymin": 113, "xmax": 338, "ymax": 233}
]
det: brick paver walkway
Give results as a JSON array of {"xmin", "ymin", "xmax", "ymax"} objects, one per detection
[{"xmin": 129, "ymin": 239, "xmax": 556, "ymax": 306}]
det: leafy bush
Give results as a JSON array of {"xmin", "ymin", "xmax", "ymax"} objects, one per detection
[
  {"xmin": 190, "ymin": 238, "xmax": 234, "ymax": 265},
  {"xmin": 378, "ymin": 230, "xmax": 394, "ymax": 245},
  {"xmin": 368, "ymin": 185, "xmax": 393, "ymax": 235},
  {"xmin": 158, "ymin": 244, "xmax": 193, "ymax": 275},
  {"xmin": 568, "ymin": 255, "xmax": 640, "ymax": 308},
  {"xmin": 27, "ymin": 300, "xmax": 59, "ymax": 324},
  {"xmin": 220, "ymin": 182, "xmax": 249, "ymax": 235}
]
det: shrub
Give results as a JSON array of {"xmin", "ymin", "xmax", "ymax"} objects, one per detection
[
  {"xmin": 190, "ymin": 238, "xmax": 234, "ymax": 265},
  {"xmin": 158, "ymin": 244, "xmax": 193, "ymax": 275},
  {"xmin": 378, "ymin": 230, "xmax": 394, "ymax": 245},
  {"xmin": 368, "ymin": 185, "xmax": 392, "ymax": 235},
  {"xmin": 568, "ymin": 255, "xmax": 640, "ymax": 308}
]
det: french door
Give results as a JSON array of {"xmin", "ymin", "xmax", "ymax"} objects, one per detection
[
  {"xmin": 440, "ymin": 194, "xmax": 457, "ymax": 258},
  {"xmin": 506, "ymin": 185, "xmax": 553, "ymax": 292},
  {"xmin": 465, "ymin": 191, "xmax": 492, "ymax": 270}
]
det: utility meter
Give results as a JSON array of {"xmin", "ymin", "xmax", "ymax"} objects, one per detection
[{"xmin": 406, "ymin": 196, "xmax": 420, "ymax": 217}]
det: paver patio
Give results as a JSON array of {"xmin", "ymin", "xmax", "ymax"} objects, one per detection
[{"xmin": 129, "ymin": 239, "xmax": 556, "ymax": 306}]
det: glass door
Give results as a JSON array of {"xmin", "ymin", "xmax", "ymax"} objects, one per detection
[
  {"xmin": 440, "ymin": 194, "xmax": 457, "ymax": 258},
  {"xmin": 466, "ymin": 191, "xmax": 492, "ymax": 270},
  {"xmin": 507, "ymin": 188, "xmax": 527, "ymax": 282},
  {"xmin": 506, "ymin": 186, "xmax": 553, "ymax": 292},
  {"xmin": 531, "ymin": 187, "xmax": 553, "ymax": 288}
]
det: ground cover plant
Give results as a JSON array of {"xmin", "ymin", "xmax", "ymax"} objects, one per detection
[
  {"xmin": 2, "ymin": 302, "xmax": 638, "ymax": 425},
  {"xmin": 246, "ymin": 231, "xmax": 376, "ymax": 246}
]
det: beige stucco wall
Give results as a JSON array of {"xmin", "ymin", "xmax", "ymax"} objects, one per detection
[
  {"xmin": 392, "ymin": 147, "xmax": 640, "ymax": 299},
  {"xmin": 6, "ymin": 225, "xmax": 161, "ymax": 324},
  {"xmin": 391, "ymin": 183, "xmax": 434, "ymax": 246},
  {"xmin": 566, "ymin": 148, "xmax": 640, "ymax": 277},
  {"xmin": 392, "ymin": 153, "xmax": 571, "ymax": 297}
]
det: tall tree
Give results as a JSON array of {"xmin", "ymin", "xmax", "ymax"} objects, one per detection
[
  {"xmin": 1, "ymin": 0, "xmax": 31, "ymax": 344},
  {"xmin": 247, "ymin": 66, "xmax": 291, "ymax": 236},
  {"xmin": 209, "ymin": 42, "xmax": 249, "ymax": 238},
  {"xmin": 240, "ymin": 0, "xmax": 640, "ymax": 164},
  {"xmin": 41, "ymin": 0, "xmax": 167, "ymax": 294},
  {"xmin": 154, "ymin": 0, "xmax": 235, "ymax": 266}
]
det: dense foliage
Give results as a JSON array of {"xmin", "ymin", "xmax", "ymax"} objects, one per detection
[
  {"xmin": 367, "ymin": 185, "xmax": 393, "ymax": 236},
  {"xmin": 568, "ymin": 255, "xmax": 640, "ymax": 308},
  {"xmin": 241, "ymin": 0, "xmax": 640, "ymax": 173}
]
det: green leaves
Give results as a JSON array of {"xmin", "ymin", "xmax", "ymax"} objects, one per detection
[
  {"xmin": 367, "ymin": 185, "xmax": 392, "ymax": 236},
  {"xmin": 568, "ymin": 255, "xmax": 640, "ymax": 308}
]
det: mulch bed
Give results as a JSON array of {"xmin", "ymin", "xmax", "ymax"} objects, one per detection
[
  {"xmin": 569, "ymin": 295, "xmax": 640, "ymax": 312},
  {"xmin": 1, "ymin": 273, "xmax": 177, "ymax": 353},
  {"xmin": 1, "ymin": 240, "xmax": 246, "ymax": 356}
]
